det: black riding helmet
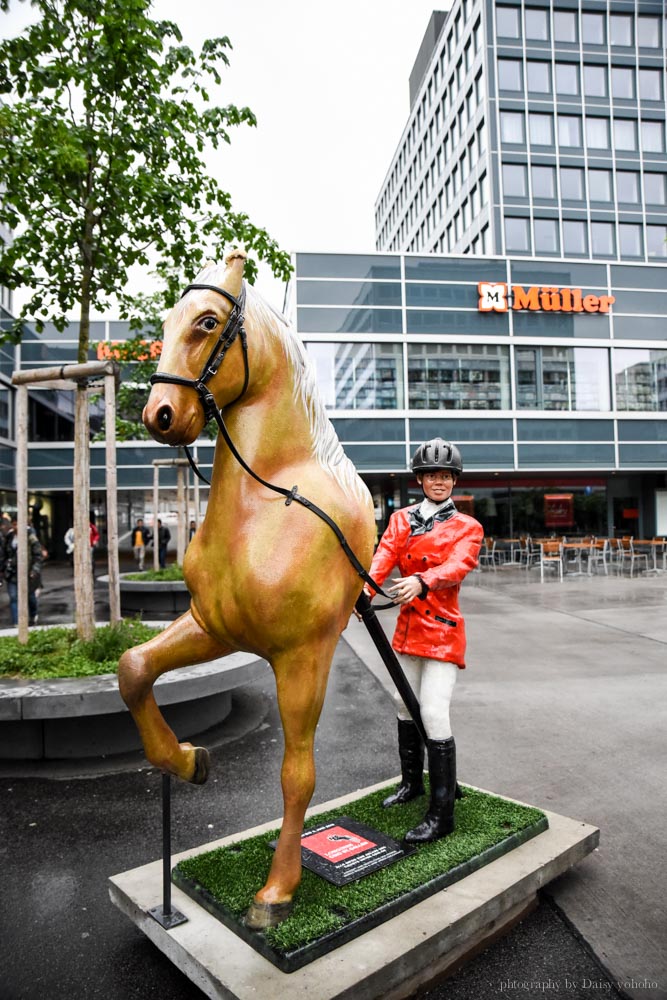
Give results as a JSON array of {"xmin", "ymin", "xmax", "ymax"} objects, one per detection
[{"xmin": 411, "ymin": 438, "xmax": 463, "ymax": 476}]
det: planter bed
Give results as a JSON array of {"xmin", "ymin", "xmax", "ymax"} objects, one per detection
[
  {"xmin": 0, "ymin": 624, "xmax": 265, "ymax": 760},
  {"xmin": 99, "ymin": 573, "xmax": 191, "ymax": 617}
]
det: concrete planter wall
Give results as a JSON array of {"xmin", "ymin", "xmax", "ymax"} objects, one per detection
[
  {"xmin": 100, "ymin": 573, "xmax": 191, "ymax": 618},
  {"xmin": 0, "ymin": 624, "xmax": 265, "ymax": 760}
]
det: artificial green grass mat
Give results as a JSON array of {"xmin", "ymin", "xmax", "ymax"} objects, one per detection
[
  {"xmin": 0, "ymin": 620, "xmax": 162, "ymax": 679},
  {"xmin": 174, "ymin": 783, "xmax": 546, "ymax": 955}
]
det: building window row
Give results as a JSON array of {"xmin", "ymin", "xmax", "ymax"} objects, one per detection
[
  {"xmin": 304, "ymin": 341, "xmax": 667, "ymax": 415},
  {"xmin": 500, "ymin": 109, "xmax": 666, "ymax": 154},
  {"xmin": 505, "ymin": 215, "xmax": 667, "ymax": 259},
  {"xmin": 498, "ymin": 59, "xmax": 664, "ymax": 103},
  {"xmin": 503, "ymin": 163, "xmax": 667, "ymax": 207},
  {"xmin": 496, "ymin": 7, "xmax": 663, "ymax": 49}
]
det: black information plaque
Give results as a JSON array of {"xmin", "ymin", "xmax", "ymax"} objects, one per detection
[{"xmin": 270, "ymin": 816, "xmax": 415, "ymax": 886}]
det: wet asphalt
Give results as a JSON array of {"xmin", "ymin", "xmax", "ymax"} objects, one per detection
[{"xmin": 0, "ymin": 563, "xmax": 637, "ymax": 999}]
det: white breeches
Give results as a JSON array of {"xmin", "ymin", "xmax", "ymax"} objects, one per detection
[{"xmin": 393, "ymin": 654, "xmax": 458, "ymax": 740}]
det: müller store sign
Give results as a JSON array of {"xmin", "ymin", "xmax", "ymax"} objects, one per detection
[{"xmin": 478, "ymin": 282, "xmax": 615, "ymax": 314}]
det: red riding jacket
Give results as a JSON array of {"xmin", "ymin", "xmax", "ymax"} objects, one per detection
[{"xmin": 368, "ymin": 506, "xmax": 483, "ymax": 667}]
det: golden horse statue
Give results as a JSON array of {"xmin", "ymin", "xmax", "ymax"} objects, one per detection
[{"xmin": 118, "ymin": 250, "xmax": 375, "ymax": 928}]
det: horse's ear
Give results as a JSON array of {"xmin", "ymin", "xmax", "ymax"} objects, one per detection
[
  {"xmin": 225, "ymin": 247, "xmax": 248, "ymax": 265},
  {"xmin": 223, "ymin": 247, "xmax": 247, "ymax": 297}
]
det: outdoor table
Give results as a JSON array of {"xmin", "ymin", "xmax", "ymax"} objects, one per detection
[{"xmin": 562, "ymin": 542, "xmax": 586, "ymax": 575}]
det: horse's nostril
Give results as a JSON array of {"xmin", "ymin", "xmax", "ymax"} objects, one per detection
[{"xmin": 157, "ymin": 405, "xmax": 173, "ymax": 431}]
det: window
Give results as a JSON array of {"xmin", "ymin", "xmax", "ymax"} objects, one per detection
[
  {"xmin": 619, "ymin": 224, "xmax": 643, "ymax": 258},
  {"xmin": 407, "ymin": 344, "xmax": 511, "ymax": 411},
  {"xmin": 527, "ymin": 61, "xmax": 551, "ymax": 93},
  {"xmin": 642, "ymin": 120, "xmax": 665, "ymax": 153},
  {"xmin": 615, "ymin": 349, "xmax": 667, "ymax": 411},
  {"xmin": 516, "ymin": 347, "xmax": 611, "ymax": 412},
  {"xmin": 637, "ymin": 17, "xmax": 662, "ymax": 49},
  {"xmin": 505, "ymin": 217, "xmax": 531, "ymax": 252},
  {"xmin": 525, "ymin": 8, "xmax": 549, "ymax": 41},
  {"xmin": 586, "ymin": 117, "xmax": 610, "ymax": 148},
  {"xmin": 639, "ymin": 70, "xmax": 663, "ymax": 102},
  {"xmin": 554, "ymin": 11, "xmax": 577, "ymax": 43},
  {"xmin": 610, "ymin": 15, "xmax": 633, "ymax": 47},
  {"xmin": 590, "ymin": 222, "xmax": 615, "ymax": 256},
  {"xmin": 556, "ymin": 63, "xmax": 580, "ymax": 96},
  {"xmin": 647, "ymin": 225, "xmax": 667, "ymax": 258},
  {"xmin": 563, "ymin": 220, "xmax": 588, "ymax": 255},
  {"xmin": 500, "ymin": 111, "xmax": 525, "ymax": 143},
  {"xmin": 616, "ymin": 171, "xmax": 640, "ymax": 203},
  {"xmin": 615, "ymin": 119, "xmax": 638, "ymax": 151},
  {"xmin": 589, "ymin": 169, "xmax": 612, "ymax": 202},
  {"xmin": 530, "ymin": 113, "xmax": 554, "ymax": 146},
  {"xmin": 502, "ymin": 163, "xmax": 528, "ymax": 197},
  {"xmin": 582, "ymin": 13, "xmax": 605, "ymax": 45},
  {"xmin": 534, "ymin": 218, "xmax": 559, "ymax": 253},
  {"xmin": 305, "ymin": 342, "xmax": 404, "ymax": 410},
  {"xmin": 496, "ymin": 6, "xmax": 520, "ymax": 38},
  {"xmin": 560, "ymin": 167, "xmax": 584, "ymax": 200},
  {"xmin": 583, "ymin": 65, "xmax": 608, "ymax": 98},
  {"xmin": 532, "ymin": 165, "xmax": 556, "ymax": 199},
  {"xmin": 644, "ymin": 173, "xmax": 667, "ymax": 205},
  {"xmin": 612, "ymin": 67, "xmax": 635, "ymax": 101},
  {"xmin": 558, "ymin": 115, "xmax": 582, "ymax": 147}
]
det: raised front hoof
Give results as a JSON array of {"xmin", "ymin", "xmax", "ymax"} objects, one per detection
[
  {"xmin": 245, "ymin": 899, "xmax": 293, "ymax": 930},
  {"xmin": 403, "ymin": 814, "xmax": 455, "ymax": 845},
  {"xmin": 382, "ymin": 783, "xmax": 424, "ymax": 808},
  {"xmin": 189, "ymin": 746, "xmax": 210, "ymax": 785}
]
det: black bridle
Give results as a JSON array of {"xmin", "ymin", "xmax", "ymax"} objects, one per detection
[
  {"xmin": 149, "ymin": 279, "xmax": 397, "ymax": 602},
  {"xmin": 148, "ymin": 278, "xmax": 435, "ymax": 743},
  {"xmin": 150, "ymin": 282, "xmax": 249, "ymax": 425}
]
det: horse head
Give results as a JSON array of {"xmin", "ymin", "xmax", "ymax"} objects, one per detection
[{"xmin": 143, "ymin": 249, "xmax": 248, "ymax": 445}]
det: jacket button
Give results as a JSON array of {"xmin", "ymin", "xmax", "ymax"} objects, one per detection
[
  {"xmin": 422, "ymin": 556, "xmax": 427, "ymax": 562},
  {"xmin": 407, "ymin": 554, "xmax": 411, "ymax": 560},
  {"xmin": 425, "ymin": 609, "xmax": 431, "ymax": 615}
]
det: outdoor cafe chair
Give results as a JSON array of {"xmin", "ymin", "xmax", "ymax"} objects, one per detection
[
  {"xmin": 587, "ymin": 538, "xmax": 609, "ymax": 576},
  {"xmin": 539, "ymin": 540, "xmax": 563, "ymax": 583},
  {"xmin": 478, "ymin": 537, "xmax": 497, "ymax": 571},
  {"xmin": 616, "ymin": 538, "xmax": 649, "ymax": 578}
]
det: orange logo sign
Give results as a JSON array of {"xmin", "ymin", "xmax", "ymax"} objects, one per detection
[{"xmin": 478, "ymin": 282, "xmax": 615, "ymax": 314}]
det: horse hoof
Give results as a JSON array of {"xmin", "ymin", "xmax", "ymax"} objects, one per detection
[
  {"xmin": 190, "ymin": 747, "xmax": 210, "ymax": 785},
  {"xmin": 244, "ymin": 899, "xmax": 293, "ymax": 930}
]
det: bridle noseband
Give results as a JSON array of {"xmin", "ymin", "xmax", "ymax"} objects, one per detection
[{"xmin": 150, "ymin": 282, "xmax": 249, "ymax": 423}]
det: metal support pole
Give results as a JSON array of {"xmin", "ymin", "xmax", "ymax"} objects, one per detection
[
  {"xmin": 148, "ymin": 773, "xmax": 187, "ymax": 929},
  {"xmin": 176, "ymin": 464, "xmax": 186, "ymax": 565},
  {"xmin": 153, "ymin": 464, "xmax": 160, "ymax": 572}
]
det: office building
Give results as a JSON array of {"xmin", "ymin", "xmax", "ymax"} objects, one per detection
[{"xmin": 375, "ymin": 2, "xmax": 667, "ymax": 262}]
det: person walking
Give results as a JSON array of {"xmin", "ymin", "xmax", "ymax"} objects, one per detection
[
  {"xmin": 64, "ymin": 526, "xmax": 75, "ymax": 566},
  {"xmin": 363, "ymin": 438, "xmax": 483, "ymax": 844},
  {"xmin": 130, "ymin": 518, "xmax": 152, "ymax": 571},
  {"xmin": 156, "ymin": 519, "xmax": 170, "ymax": 569},
  {"xmin": 0, "ymin": 517, "xmax": 44, "ymax": 626}
]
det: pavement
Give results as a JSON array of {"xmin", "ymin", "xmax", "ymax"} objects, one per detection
[{"xmin": 1, "ymin": 559, "xmax": 665, "ymax": 1000}]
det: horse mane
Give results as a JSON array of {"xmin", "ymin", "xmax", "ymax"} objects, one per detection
[{"xmin": 191, "ymin": 263, "xmax": 371, "ymax": 507}]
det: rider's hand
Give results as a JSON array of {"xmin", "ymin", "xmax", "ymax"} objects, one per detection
[{"xmin": 387, "ymin": 575, "xmax": 422, "ymax": 605}]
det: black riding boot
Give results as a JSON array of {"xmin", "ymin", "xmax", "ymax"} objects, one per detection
[
  {"xmin": 404, "ymin": 737, "xmax": 456, "ymax": 843},
  {"xmin": 382, "ymin": 719, "xmax": 425, "ymax": 807}
]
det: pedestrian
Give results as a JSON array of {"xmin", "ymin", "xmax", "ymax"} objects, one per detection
[
  {"xmin": 64, "ymin": 526, "xmax": 75, "ymax": 566},
  {"xmin": 89, "ymin": 519, "xmax": 100, "ymax": 570},
  {"xmin": 0, "ymin": 517, "xmax": 44, "ymax": 626},
  {"xmin": 130, "ymin": 517, "xmax": 152, "ymax": 571},
  {"xmin": 188, "ymin": 519, "xmax": 196, "ymax": 542},
  {"xmin": 362, "ymin": 438, "xmax": 483, "ymax": 844},
  {"xmin": 157, "ymin": 518, "xmax": 170, "ymax": 569}
]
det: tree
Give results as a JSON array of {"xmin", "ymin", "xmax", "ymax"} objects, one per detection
[{"xmin": 0, "ymin": 0, "xmax": 292, "ymax": 638}]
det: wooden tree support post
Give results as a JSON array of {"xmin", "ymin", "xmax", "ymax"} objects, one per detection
[
  {"xmin": 148, "ymin": 772, "xmax": 187, "ymax": 930},
  {"xmin": 152, "ymin": 457, "xmax": 191, "ymax": 570},
  {"xmin": 12, "ymin": 361, "xmax": 121, "ymax": 642}
]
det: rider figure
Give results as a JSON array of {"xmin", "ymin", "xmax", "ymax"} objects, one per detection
[{"xmin": 365, "ymin": 438, "xmax": 483, "ymax": 843}]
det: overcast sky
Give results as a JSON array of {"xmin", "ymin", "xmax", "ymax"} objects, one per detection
[{"xmin": 2, "ymin": 0, "xmax": 448, "ymax": 311}]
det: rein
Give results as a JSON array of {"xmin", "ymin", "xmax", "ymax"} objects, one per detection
[{"xmin": 149, "ymin": 280, "xmax": 396, "ymax": 605}]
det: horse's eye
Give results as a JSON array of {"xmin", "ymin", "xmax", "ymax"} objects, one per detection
[{"xmin": 201, "ymin": 317, "xmax": 218, "ymax": 332}]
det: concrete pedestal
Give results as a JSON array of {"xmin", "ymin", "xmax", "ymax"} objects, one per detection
[{"xmin": 109, "ymin": 780, "xmax": 599, "ymax": 1000}]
